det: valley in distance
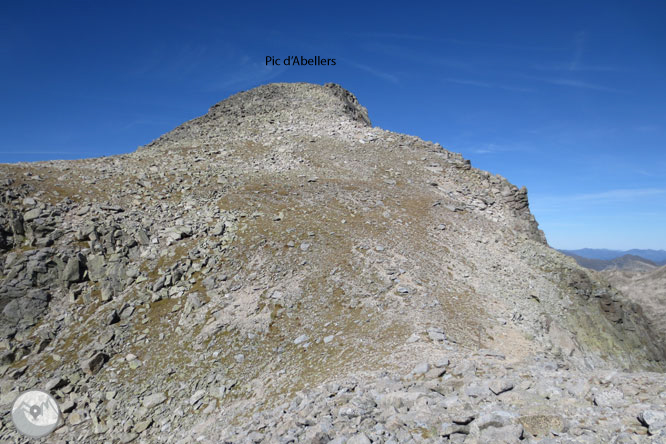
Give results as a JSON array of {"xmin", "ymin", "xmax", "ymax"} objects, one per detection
[{"xmin": 1, "ymin": 83, "xmax": 665, "ymax": 443}]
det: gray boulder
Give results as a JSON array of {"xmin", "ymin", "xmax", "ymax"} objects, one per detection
[
  {"xmin": 81, "ymin": 352, "xmax": 109, "ymax": 375},
  {"xmin": 2, "ymin": 289, "xmax": 49, "ymax": 324},
  {"xmin": 639, "ymin": 410, "xmax": 666, "ymax": 435},
  {"xmin": 62, "ymin": 255, "xmax": 84, "ymax": 282}
]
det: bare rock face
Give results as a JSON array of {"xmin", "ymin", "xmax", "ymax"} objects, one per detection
[
  {"xmin": 602, "ymin": 264, "xmax": 666, "ymax": 353},
  {"xmin": 0, "ymin": 83, "xmax": 664, "ymax": 443},
  {"xmin": 323, "ymin": 82, "xmax": 372, "ymax": 126}
]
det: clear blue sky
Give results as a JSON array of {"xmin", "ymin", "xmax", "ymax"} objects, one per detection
[{"xmin": 2, "ymin": 1, "xmax": 665, "ymax": 250}]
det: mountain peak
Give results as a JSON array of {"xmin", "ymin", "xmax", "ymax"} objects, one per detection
[
  {"xmin": 209, "ymin": 82, "xmax": 371, "ymax": 125},
  {"xmin": 140, "ymin": 82, "xmax": 371, "ymax": 152}
]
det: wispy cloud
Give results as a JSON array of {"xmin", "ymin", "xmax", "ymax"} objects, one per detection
[
  {"xmin": 544, "ymin": 221, "xmax": 586, "ymax": 228},
  {"xmin": 517, "ymin": 32, "xmax": 624, "ymax": 92},
  {"xmin": 569, "ymin": 31, "xmax": 586, "ymax": 71},
  {"xmin": 361, "ymin": 42, "xmax": 471, "ymax": 70},
  {"xmin": 533, "ymin": 188, "xmax": 666, "ymax": 211},
  {"xmin": 444, "ymin": 78, "xmax": 492, "ymax": 88},
  {"xmin": 571, "ymin": 188, "xmax": 666, "ymax": 201},
  {"xmin": 354, "ymin": 32, "xmax": 430, "ymax": 41},
  {"xmin": 633, "ymin": 169, "xmax": 660, "ymax": 177},
  {"xmin": 443, "ymin": 77, "xmax": 534, "ymax": 92},
  {"xmin": 517, "ymin": 73, "xmax": 622, "ymax": 93},
  {"xmin": 207, "ymin": 57, "xmax": 287, "ymax": 91},
  {"xmin": 460, "ymin": 142, "xmax": 533, "ymax": 155},
  {"xmin": 634, "ymin": 124, "xmax": 661, "ymax": 132},
  {"xmin": 542, "ymin": 78, "xmax": 622, "ymax": 93},
  {"xmin": 438, "ymin": 37, "xmax": 559, "ymax": 52},
  {"xmin": 533, "ymin": 62, "xmax": 623, "ymax": 73},
  {"xmin": 471, "ymin": 144, "xmax": 504, "ymax": 154},
  {"xmin": 131, "ymin": 43, "xmax": 209, "ymax": 78},
  {"xmin": 352, "ymin": 32, "xmax": 558, "ymax": 51},
  {"xmin": 346, "ymin": 59, "xmax": 399, "ymax": 84}
]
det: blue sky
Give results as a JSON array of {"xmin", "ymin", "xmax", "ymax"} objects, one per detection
[{"xmin": 1, "ymin": 1, "xmax": 665, "ymax": 250}]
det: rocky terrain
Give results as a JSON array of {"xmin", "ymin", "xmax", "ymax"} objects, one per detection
[{"xmin": 0, "ymin": 82, "xmax": 664, "ymax": 443}]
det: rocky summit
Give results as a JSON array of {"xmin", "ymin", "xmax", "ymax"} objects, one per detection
[{"xmin": 0, "ymin": 82, "xmax": 665, "ymax": 443}]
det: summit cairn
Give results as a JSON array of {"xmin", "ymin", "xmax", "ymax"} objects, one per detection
[{"xmin": 1, "ymin": 83, "xmax": 664, "ymax": 442}]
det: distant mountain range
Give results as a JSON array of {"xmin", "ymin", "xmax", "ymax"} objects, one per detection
[
  {"xmin": 563, "ymin": 253, "xmax": 659, "ymax": 272},
  {"xmin": 559, "ymin": 248, "xmax": 666, "ymax": 265}
]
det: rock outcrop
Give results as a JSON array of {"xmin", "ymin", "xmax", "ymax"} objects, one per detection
[
  {"xmin": 0, "ymin": 83, "xmax": 664, "ymax": 443},
  {"xmin": 602, "ymin": 265, "xmax": 666, "ymax": 359}
]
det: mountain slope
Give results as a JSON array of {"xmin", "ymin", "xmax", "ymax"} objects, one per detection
[{"xmin": 1, "ymin": 83, "xmax": 664, "ymax": 443}]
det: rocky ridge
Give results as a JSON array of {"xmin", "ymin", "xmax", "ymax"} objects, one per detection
[{"xmin": 0, "ymin": 82, "xmax": 664, "ymax": 443}]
